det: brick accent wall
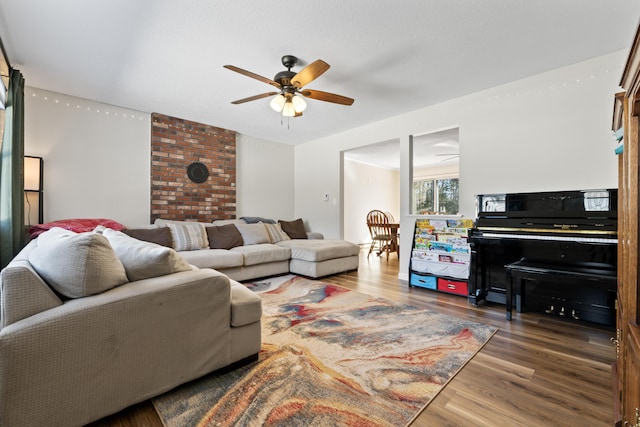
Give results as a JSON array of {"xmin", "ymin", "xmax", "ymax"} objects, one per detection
[{"xmin": 150, "ymin": 113, "xmax": 236, "ymax": 223}]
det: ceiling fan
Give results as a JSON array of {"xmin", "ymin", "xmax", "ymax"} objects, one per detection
[{"xmin": 223, "ymin": 55, "xmax": 354, "ymax": 117}]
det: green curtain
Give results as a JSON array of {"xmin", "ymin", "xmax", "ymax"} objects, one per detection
[{"xmin": 0, "ymin": 68, "xmax": 25, "ymax": 269}]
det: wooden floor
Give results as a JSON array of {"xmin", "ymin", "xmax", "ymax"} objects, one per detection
[{"xmin": 91, "ymin": 248, "xmax": 616, "ymax": 426}]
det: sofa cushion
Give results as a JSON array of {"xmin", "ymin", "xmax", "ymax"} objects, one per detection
[
  {"xmin": 230, "ymin": 280, "xmax": 262, "ymax": 327},
  {"xmin": 264, "ymin": 223, "xmax": 291, "ymax": 244},
  {"xmin": 231, "ymin": 244, "xmax": 291, "ymax": 266},
  {"xmin": 276, "ymin": 239, "xmax": 360, "ymax": 262},
  {"xmin": 178, "ymin": 248, "xmax": 244, "ymax": 269},
  {"xmin": 123, "ymin": 227, "xmax": 173, "ymax": 248},
  {"xmin": 165, "ymin": 222, "xmax": 209, "ymax": 251},
  {"xmin": 28, "ymin": 227, "xmax": 129, "ymax": 298},
  {"xmin": 235, "ymin": 223, "xmax": 270, "ymax": 245},
  {"xmin": 206, "ymin": 224, "xmax": 244, "ymax": 249},
  {"xmin": 278, "ymin": 218, "xmax": 308, "ymax": 239},
  {"xmin": 103, "ymin": 229, "xmax": 192, "ymax": 281},
  {"xmin": 289, "ymin": 256, "xmax": 360, "ymax": 278}
]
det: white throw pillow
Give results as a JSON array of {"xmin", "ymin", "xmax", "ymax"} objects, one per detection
[
  {"xmin": 235, "ymin": 223, "xmax": 270, "ymax": 245},
  {"xmin": 264, "ymin": 223, "xmax": 291, "ymax": 243},
  {"xmin": 28, "ymin": 227, "xmax": 129, "ymax": 298},
  {"xmin": 166, "ymin": 222, "xmax": 209, "ymax": 251},
  {"xmin": 103, "ymin": 229, "xmax": 192, "ymax": 281}
]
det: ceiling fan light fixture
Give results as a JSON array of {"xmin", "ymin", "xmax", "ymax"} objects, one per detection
[
  {"xmin": 291, "ymin": 94, "xmax": 306, "ymax": 113},
  {"xmin": 270, "ymin": 94, "xmax": 285, "ymax": 112},
  {"xmin": 282, "ymin": 99, "xmax": 296, "ymax": 117}
]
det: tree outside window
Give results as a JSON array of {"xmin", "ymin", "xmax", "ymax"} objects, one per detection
[{"xmin": 413, "ymin": 178, "xmax": 459, "ymax": 214}]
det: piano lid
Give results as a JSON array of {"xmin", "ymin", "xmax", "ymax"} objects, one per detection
[
  {"xmin": 473, "ymin": 189, "xmax": 618, "ymax": 237},
  {"xmin": 475, "ymin": 189, "xmax": 617, "ymax": 219}
]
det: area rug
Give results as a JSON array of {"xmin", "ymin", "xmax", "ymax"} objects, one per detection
[{"xmin": 153, "ymin": 275, "xmax": 497, "ymax": 427}]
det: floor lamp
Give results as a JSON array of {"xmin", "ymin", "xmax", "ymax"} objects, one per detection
[{"xmin": 24, "ymin": 155, "xmax": 43, "ymax": 226}]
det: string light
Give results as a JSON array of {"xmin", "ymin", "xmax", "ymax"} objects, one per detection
[
  {"xmin": 456, "ymin": 62, "xmax": 624, "ymax": 115},
  {"xmin": 29, "ymin": 91, "xmax": 147, "ymax": 121}
]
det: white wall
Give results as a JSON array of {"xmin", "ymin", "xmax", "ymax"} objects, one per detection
[
  {"xmin": 413, "ymin": 163, "xmax": 458, "ymax": 181},
  {"xmin": 24, "ymin": 87, "xmax": 151, "ymax": 226},
  {"xmin": 236, "ymin": 134, "xmax": 295, "ymax": 220},
  {"xmin": 343, "ymin": 158, "xmax": 400, "ymax": 244},
  {"xmin": 294, "ymin": 51, "xmax": 625, "ymax": 281},
  {"xmin": 24, "ymin": 87, "xmax": 296, "ymax": 226}
]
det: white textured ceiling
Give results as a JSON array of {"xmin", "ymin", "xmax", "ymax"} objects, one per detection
[{"xmin": 0, "ymin": 1, "xmax": 639, "ymax": 146}]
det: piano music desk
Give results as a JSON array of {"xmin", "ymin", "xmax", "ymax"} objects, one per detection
[{"xmin": 504, "ymin": 259, "xmax": 616, "ymax": 321}]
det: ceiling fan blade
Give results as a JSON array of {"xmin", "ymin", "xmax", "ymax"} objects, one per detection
[
  {"xmin": 230, "ymin": 92, "xmax": 279, "ymax": 105},
  {"xmin": 300, "ymin": 89, "xmax": 354, "ymax": 106},
  {"xmin": 223, "ymin": 65, "xmax": 282, "ymax": 89},
  {"xmin": 291, "ymin": 60, "xmax": 330, "ymax": 88}
]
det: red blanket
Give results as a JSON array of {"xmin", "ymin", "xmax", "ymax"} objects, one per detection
[{"xmin": 28, "ymin": 218, "xmax": 126, "ymax": 238}]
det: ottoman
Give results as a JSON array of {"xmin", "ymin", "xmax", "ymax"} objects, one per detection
[{"xmin": 276, "ymin": 239, "xmax": 360, "ymax": 278}]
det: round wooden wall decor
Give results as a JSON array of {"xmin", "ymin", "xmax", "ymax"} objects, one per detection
[{"xmin": 187, "ymin": 162, "xmax": 209, "ymax": 183}]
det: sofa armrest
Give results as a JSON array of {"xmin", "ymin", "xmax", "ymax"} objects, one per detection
[
  {"xmin": 306, "ymin": 232, "xmax": 324, "ymax": 239},
  {"xmin": 0, "ymin": 240, "xmax": 63, "ymax": 329},
  {"xmin": 0, "ymin": 259, "xmax": 63, "ymax": 329}
]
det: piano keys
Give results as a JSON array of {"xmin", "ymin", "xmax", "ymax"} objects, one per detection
[{"xmin": 468, "ymin": 189, "xmax": 617, "ymax": 326}]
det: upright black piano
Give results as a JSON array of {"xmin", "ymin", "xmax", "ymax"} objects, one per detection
[{"xmin": 468, "ymin": 189, "xmax": 618, "ymax": 326}]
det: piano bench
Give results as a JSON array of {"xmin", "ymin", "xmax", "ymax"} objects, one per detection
[{"xmin": 504, "ymin": 260, "xmax": 617, "ymax": 321}]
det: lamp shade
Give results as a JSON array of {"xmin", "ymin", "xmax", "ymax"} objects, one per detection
[
  {"xmin": 270, "ymin": 94, "xmax": 285, "ymax": 112},
  {"xmin": 24, "ymin": 156, "xmax": 42, "ymax": 191},
  {"xmin": 282, "ymin": 99, "xmax": 296, "ymax": 117},
  {"xmin": 291, "ymin": 95, "xmax": 307, "ymax": 113}
]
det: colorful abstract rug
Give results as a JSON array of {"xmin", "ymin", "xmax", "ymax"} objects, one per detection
[{"xmin": 152, "ymin": 275, "xmax": 497, "ymax": 426}]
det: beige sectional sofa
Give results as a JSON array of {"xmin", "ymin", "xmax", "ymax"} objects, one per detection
[
  {"xmin": 148, "ymin": 217, "xmax": 360, "ymax": 281},
  {"xmin": 0, "ymin": 217, "xmax": 358, "ymax": 425},
  {"xmin": 0, "ymin": 228, "xmax": 262, "ymax": 427}
]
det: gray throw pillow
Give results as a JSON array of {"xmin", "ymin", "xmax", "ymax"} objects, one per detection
[
  {"xmin": 234, "ymin": 223, "xmax": 270, "ymax": 245},
  {"xmin": 103, "ymin": 229, "xmax": 192, "ymax": 281},
  {"xmin": 240, "ymin": 216, "xmax": 276, "ymax": 224},
  {"xmin": 166, "ymin": 222, "xmax": 209, "ymax": 251},
  {"xmin": 28, "ymin": 227, "xmax": 129, "ymax": 298},
  {"xmin": 264, "ymin": 223, "xmax": 291, "ymax": 243}
]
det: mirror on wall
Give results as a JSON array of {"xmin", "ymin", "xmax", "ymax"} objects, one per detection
[{"xmin": 411, "ymin": 127, "xmax": 460, "ymax": 215}]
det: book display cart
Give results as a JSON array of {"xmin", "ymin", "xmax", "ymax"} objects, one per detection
[{"xmin": 409, "ymin": 218, "xmax": 473, "ymax": 296}]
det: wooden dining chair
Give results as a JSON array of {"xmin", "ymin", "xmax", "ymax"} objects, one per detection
[{"xmin": 366, "ymin": 210, "xmax": 398, "ymax": 260}]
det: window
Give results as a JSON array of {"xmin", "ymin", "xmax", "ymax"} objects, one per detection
[
  {"xmin": 413, "ymin": 178, "xmax": 459, "ymax": 215},
  {"xmin": 411, "ymin": 127, "xmax": 459, "ymax": 215}
]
